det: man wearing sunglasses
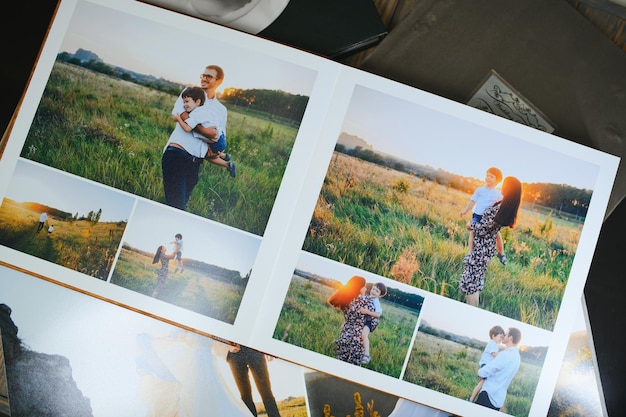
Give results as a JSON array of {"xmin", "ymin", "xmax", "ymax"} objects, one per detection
[{"xmin": 161, "ymin": 65, "xmax": 228, "ymax": 210}]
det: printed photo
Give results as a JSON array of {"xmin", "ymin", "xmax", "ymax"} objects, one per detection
[
  {"xmin": 0, "ymin": 265, "xmax": 307, "ymax": 417},
  {"xmin": 273, "ymin": 252, "xmax": 423, "ymax": 378},
  {"xmin": 302, "ymin": 84, "xmax": 600, "ymax": 330},
  {"xmin": 304, "ymin": 370, "xmax": 453, "ymax": 417},
  {"xmin": 403, "ymin": 299, "xmax": 550, "ymax": 417},
  {"xmin": 110, "ymin": 199, "xmax": 261, "ymax": 323},
  {"xmin": 0, "ymin": 159, "xmax": 134, "ymax": 280},
  {"xmin": 19, "ymin": 0, "xmax": 317, "ymax": 237}
]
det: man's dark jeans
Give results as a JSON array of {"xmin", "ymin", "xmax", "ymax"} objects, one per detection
[{"xmin": 161, "ymin": 146, "xmax": 202, "ymax": 210}]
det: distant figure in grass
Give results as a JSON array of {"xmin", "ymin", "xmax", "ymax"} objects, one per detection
[
  {"xmin": 328, "ymin": 275, "xmax": 375, "ymax": 365},
  {"xmin": 358, "ymin": 281, "xmax": 387, "ymax": 365},
  {"xmin": 172, "ymin": 86, "xmax": 236, "ymax": 177},
  {"xmin": 151, "ymin": 245, "xmax": 177, "ymax": 298},
  {"xmin": 468, "ymin": 325, "xmax": 504, "ymax": 402},
  {"xmin": 460, "ymin": 167, "xmax": 507, "ymax": 266},
  {"xmin": 459, "ymin": 176, "xmax": 522, "ymax": 307},
  {"xmin": 37, "ymin": 212, "xmax": 48, "ymax": 233},
  {"xmin": 46, "ymin": 224, "xmax": 54, "ymax": 237},
  {"xmin": 170, "ymin": 233, "xmax": 184, "ymax": 273}
]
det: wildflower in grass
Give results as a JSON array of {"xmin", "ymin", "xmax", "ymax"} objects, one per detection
[
  {"xmin": 27, "ymin": 145, "xmax": 38, "ymax": 156},
  {"xmin": 530, "ymin": 256, "xmax": 544, "ymax": 270},
  {"xmin": 392, "ymin": 179, "xmax": 410, "ymax": 193},
  {"xmin": 391, "ymin": 248, "xmax": 420, "ymax": 284}
]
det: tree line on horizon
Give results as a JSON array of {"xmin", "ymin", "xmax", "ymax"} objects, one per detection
[
  {"xmin": 334, "ymin": 143, "xmax": 592, "ymax": 219},
  {"xmin": 56, "ymin": 49, "xmax": 309, "ymax": 124}
]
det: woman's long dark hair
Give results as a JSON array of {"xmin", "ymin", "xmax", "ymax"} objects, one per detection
[
  {"xmin": 328, "ymin": 276, "xmax": 366, "ymax": 310},
  {"xmin": 152, "ymin": 245, "xmax": 164, "ymax": 264},
  {"xmin": 494, "ymin": 176, "xmax": 522, "ymax": 228}
]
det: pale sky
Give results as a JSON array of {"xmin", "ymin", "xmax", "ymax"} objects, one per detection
[
  {"xmin": 122, "ymin": 200, "xmax": 261, "ymax": 276},
  {"xmin": 1, "ymin": 266, "xmax": 306, "ymax": 417},
  {"xmin": 60, "ymin": 1, "xmax": 317, "ymax": 96},
  {"xmin": 417, "ymin": 296, "xmax": 553, "ymax": 348},
  {"xmin": 296, "ymin": 251, "xmax": 404, "ymax": 293},
  {"xmin": 342, "ymin": 85, "xmax": 600, "ymax": 190},
  {"xmin": 6, "ymin": 160, "xmax": 134, "ymax": 222}
]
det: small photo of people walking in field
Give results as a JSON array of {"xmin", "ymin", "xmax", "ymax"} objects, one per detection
[
  {"xmin": 303, "ymin": 85, "xmax": 601, "ymax": 331},
  {"xmin": 110, "ymin": 200, "xmax": 261, "ymax": 323},
  {"xmin": 273, "ymin": 253, "xmax": 424, "ymax": 378},
  {"xmin": 0, "ymin": 159, "xmax": 134, "ymax": 280}
]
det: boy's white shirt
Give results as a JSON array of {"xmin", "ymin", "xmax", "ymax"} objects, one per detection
[
  {"xmin": 372, "ymin": 297, "xmax": 382, "ymax": 314},
  {"xmin": 471, "ymin": 185, "xmax": 503, "ymax": 216},
  {"xmin": 172, "ymin": 92, "xmax": 228, "ymax": 140}
]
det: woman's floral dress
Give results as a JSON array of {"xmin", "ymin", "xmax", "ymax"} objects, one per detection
[
  {"xmin": 336, "ymin": 295, "xmax": 375, "ymax": 365},
  {"xmin": 152, "ymin": 253, "xmax": 171, "ymax": 298},
  {"xmin": 459, "ymin": 203, "xmax": 502, "ymax": 295}
]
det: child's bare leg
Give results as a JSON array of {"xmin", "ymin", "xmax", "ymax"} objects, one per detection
[
  {"xmin": 361, "ymin": 326, "xmax": 371, "ymax": 364},
  {"xmin": 206, "ymin": 155, "xmax": 237, "ymax": 177},
  {"xmin": 206, "ymin": 156, "xmax": 228, "ymax": 167},
  {"xmin": 495, "ymin": 232, "xmax": 507, "ymax": 264},
  {"xmin": 469, "ymin": 378, "xmax": 485, "ymax": 402},
  {"xmin": 361, "ymin": 326, "xmax": 371, "ymax": 356},
  {"xmin": 463, "ymin": 230, "xmax": 474, "ymax": 264}
]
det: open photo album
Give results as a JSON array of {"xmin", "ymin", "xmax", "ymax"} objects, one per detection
[{"xmin": 0, "ymin": 1, "xmax": 619, "ymax": 416}]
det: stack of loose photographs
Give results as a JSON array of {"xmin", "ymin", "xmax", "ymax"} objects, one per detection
[{"xmin": 0, "ymin": 1, "xmax": 616, "ymax": 416}]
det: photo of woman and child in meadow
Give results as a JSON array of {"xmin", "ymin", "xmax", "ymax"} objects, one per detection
[
  {"xmin": 273, "ymin": 254, "xmax": 424, "ymax": 378},
  {"xmin": 110, "ymin": 200, "xmax": 261, "ymax": 324},
  {"xmin": 301, "ymin": 84, "xmax": 600, "ymax": 332}
]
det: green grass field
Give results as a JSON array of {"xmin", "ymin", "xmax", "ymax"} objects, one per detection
[{"xmin": 0, "ymin": 199, "xmax": 125, "ymax": 279}]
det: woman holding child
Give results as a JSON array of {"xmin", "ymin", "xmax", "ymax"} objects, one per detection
[
  {"xmin": 459, "ymin": 176, "xmax": 522, "ymax": 307},
  {"xmin": 328, "ymin": 275, "xmax": 375, "ymax": 365},
  {"xmin": 151, "ymin": 245, "xmax": 177, "ymax": 298}
]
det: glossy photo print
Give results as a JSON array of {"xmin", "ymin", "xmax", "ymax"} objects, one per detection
[
  {"xmin": 273, "ymin": 252, "xmax": 423, "ymax": 378},
  {"xmin": 18, "ymin": 0, "xmax": 316, "ymax": 237},
  {"xmin": 110, "ymin": 199, "xmax": 261, "ymax": 323},
  {"xmin": 302, "ymin": 84, "xmax": 602, "ymax": 331},
  {"xmin": 0, "ymin": 159, "xmax": 134, "ymax": 280},
  {"xmin": 402, "ymin": 298, "xmax": 550, "ymax": 417},
  {"xmin": 304, "ymin": 370, "xmax": 454, "ymax": 417},
  {"xmin": 0, "ymin": 265, "xmax": 308, "ymax": 417}
]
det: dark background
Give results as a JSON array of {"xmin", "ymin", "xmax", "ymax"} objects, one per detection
[{"xmin": 1, "ymin": 2, "xmax": 624, "ymax": 416}]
